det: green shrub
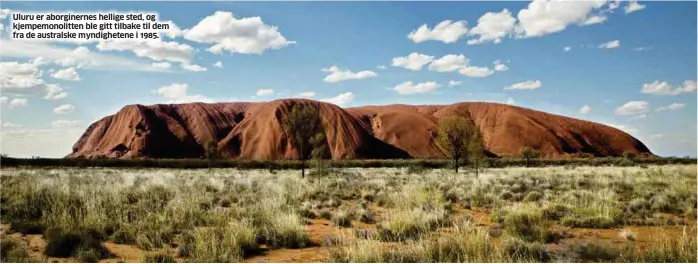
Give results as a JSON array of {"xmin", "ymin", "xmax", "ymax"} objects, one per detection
[
  {"xmin": 44, "ymin": 228, "xmax": 112, "ymax": 260},
  {"xmin": 503, "ymin": 209, "xmax": 550, "ymax": 243},
  {"xmin": 332, "ymin": 211, "xmax": 353, "ymax": 228},
  {"xmin": 377, "ymin": 208, "xmax": 447, "ymax": 242},
  {"xmin": 186, "ymin": 221, "xmax": 259, "ymax": 262},
  {"xmin": 501, "ymin": 237, "xmax": 550, "ymax": 262}
]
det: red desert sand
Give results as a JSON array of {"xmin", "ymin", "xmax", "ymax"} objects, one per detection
[{"xmin": 68, "ymin": 99, "xmax": 652, "ymax": 159}]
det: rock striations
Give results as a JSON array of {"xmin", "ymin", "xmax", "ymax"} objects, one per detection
[{"xmin": 68, "ymin": 99, "xmax": 653, "ymax": 159}]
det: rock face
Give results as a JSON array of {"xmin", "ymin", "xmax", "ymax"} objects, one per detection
[{"xmin": 68, "ymin": 99, "xmax": 653, "ymax": 159}]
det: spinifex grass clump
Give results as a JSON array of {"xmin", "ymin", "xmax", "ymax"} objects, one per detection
[
  {"xmin": 43, "ymin": 227, "xmax": 113, "ymax": 261},
  {"xmin": 502, "ymin": 208, "xmax": 551, "ymax": 243},
  {"xmin": 183, "ymin": 221, "xmax": 259, "ymax": 262}
]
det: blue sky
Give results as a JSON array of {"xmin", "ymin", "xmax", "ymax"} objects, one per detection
[{"xmin": 0, "ymin": 0, "xmax": 696, "ymax": 158}]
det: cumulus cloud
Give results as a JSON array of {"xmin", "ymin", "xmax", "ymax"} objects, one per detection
[
  {"xmin": 505, "ymin": 80, "xmax": 542, "ymax": 90},
  {"xmin": 53, "ymin": 104, "xmax": 75, "ymax": 114},
  {"xmin": 184, "ymin": 11, "xmax": 295, "ymax": 54},
  {"xmin": 213, "ymin": 61, "xmax": 223, "ymax": 68},
  {"xmin": 392, "ymin": 53, "xmax": 435, "ymax": 71},
  {"xmin": 392, "ymin": 81, "xmax": 440, "ymax": 95},
  {"xmin": 155, "ymin": 83, "xmax": 213, "ymax": 103},
  {"xmin": 448, "ymin": 80, "xmax": 462, "ymax": 87},
  {"xmin": 320, "ymin": 92, "xmax": 354, "ymax": 106},
  {"xmin": 181, "ymin": 63, "xmax": 207, "ymax": 72},
  {"xmin": 428, "ymin": 54, "xmax": 468, "ymax": 72},
  {"xmin": 615, "ymin": 100, "xmax": 650, "ymax": 115},
  {"xmin": 51, "ymin": 67, "xmax": 80, "ymax": 81},
  {"xmin": 599, "ymin": 40, "xmax": 620, "ymax": 49},
  {"xmin": 256, "ymin": 89, "xmax": 274, "ymax": 96},
  {"xmin": 579, "ymin": 104, "xmax": 592, "ymax": 114},
  {"xmin": 151, "ymin": 62, "xmax": 172, "ymax": 70},
  {"xmin": 321, "ymin": 66, "xmax": 377, "ymax": 83},
  {"xmin": 96, "ymin": 39, "xmax": 194, "ymax": 64},
  {"xmin": 51, "ymin": 120, "xmax": 82, "ymax": 129},
  {"xmin": 459, "ymin": 66, "xmax": 494, "ymax": 78},
  {"xmin": 408, "ymin": 20, "xmax": 468, "ymax": 44},
  {"xmin": 467, "ymin": 9, "xmax": 516, "ymax": 45},
  {"xmin": 606, "ymin": 123, "xmax": 638, "ymax": 134},
  {"xmin": 0, "ymin": 40, "xmax": 162, "ymax": 72},
  {"xmin": 1, "ymin": 97, "xmax": 28, "ymax": 108},
  {"xmin": 625, "ymin": 1, "xmax": 645, "ymax": 14},
  {"xmin": 656, "ymin": 103, "xmax": 686, "ymax": 112},
  {"xmin": 44, "ymin": 84, "xmax": 67, "ymax": 100},
  {"xmin": 582, "ymin": 15, "xmax": 607, "ymax": 25},
  {"xmin": 2, "ymin": 122, "xmax": 22, "ymax": 128},
  {"xmin": 297, "ymin": 92, "xmax": 316, "ymax": 98},
  {"xmin": 493, "ymin": 60, "xmax": 509, "ymax": 71},
  {"xmin": 515, "ymin": 0, "xmax": 609, "ymax": 38},
  {"xmin": 641, "ymin": 80, "xmax": 696, "ymax": 95}
]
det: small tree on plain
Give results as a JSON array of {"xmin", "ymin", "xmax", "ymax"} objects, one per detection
[
  {"xmin": 281, "ymin": 104, "xmax": 325, "ymax": 178},
  {"xmin": 310, "ymin": 132, "xmax": 330, "ymax": 175},
  {"xmin": 520, "ymin": 146, "xmax": 541, "ymax": 167},
  {"xmin": 469, "ymin": 128, "xmax": 485, "ymax": 177},
  {"xmin": 204, "ymin": 139, "xmax": 219, "ymax": 170},
  {"xmin": 437, "ymin": 116, "xmax": 477, "ymax": 173}
]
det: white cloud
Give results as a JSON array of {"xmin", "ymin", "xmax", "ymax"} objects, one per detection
[
  {"xmin": 53, "ymin": 104, "xmax": 75, "ymax": 114},
  {"xmin": 467, "ymin": 9, "xmax": 516, "ymax": 45},
  {"xmin": 256, "ymin": 89, "xmax": 275, "ymax": 96},
  {"xmin": 656, "ymin": 103, "xmax": 686, "ymax": 112},
  {"xmin": 321, "ymin": 66, "xmax": 378, "ymax": 83},
  {"xmin": 44, "ymin": 84, "xmax": 67, "ymax": 100},
  {"xmin": 0, "ymin": 40, "xmax": 162, "ymax": 72},
  {"xmin": 582, "ymin": 15, "xmax": 607, "ymax": 25},
  {"xmin": 515, "ymin": 0, "xmax": 609, "ymax": 38},
  {"xmin": 428, "ymin": 54, "xmax": 468, "ymax": 72},
  {"xmin": 392, "ymin": 81, "xmax": 440, "ymax": 95},
  {"xmin": 51, "ymin": 67, "xmax": 80, "ymax": 81},
  {"xmin": 297, "ymin": 91, "xmax": 316, "ymax": 98},
  {"xmin": 155, "ymin": 83, "xmax": 213, "ymax": 103},
  {"xmin": 96, "ymin": 39, "xmax": 194, "ymax": 64},
  {"xmin": 152, "ymin": 62, "xmax": 172, "ymax": 70},
  {"xmin": 213, "ymin": 61, "xmax": 223, "ymax": 68},
  {"xmin": 641, "ymin": 80, "xmax": 696, "ymax": 95},
  {"xmin": 320, "ymin": 92, "xmax": 354, "ymax": 106},
  {"xmin": 615, "ymin": 100, "xmax": 650, "ymax": 115},
  {"xmin": 392, "ymin": 53, "xmax": 435, "ymax": 71},
  {"xmin": 181, "ymin": 63, "xmax": 208, "ymax": 72},
  {"xmin": 564, "ymin": 46, "xmax": 571, "ymax": 51},
  {"xmin": 184, "ymin": 11, "xmax": 295, "ymax": 54},
  {"xmin": 51, "ymin": 120, "xmax": 82, "ymax": 129},
  {"xmin": 448, "ymin": 80, "xmax": 462, "ymax": 87},
  {"xmin": 599, "ymin": 40, "xmax": 620, "ymax": 49},
  {"xmin": 505, "ymin": 80, "xmax": 542, "ymax": 90},
  {"xmin": 0, "ymin": 9, "xmax": 10, "ymax": 19},
  {"xmin": 633, "ymin": 46, "xmax": 653, "ymax": 52},
  {"xmin": 493, "ymin": 60, "xmax": 509, "ymax": 71},
  {"xmin": 579, "ymin": 104, "xmax": 592, "ymax": 114},
  {"xmin": 2, "ymin": 122, "xmax": 21, "ymax": 128},
  {"xmin": 376, "ymin": 65, "xmax": 386, "ymax": 70},
  {"xmin": 625, "ymin": 1, "xmax": 646, "ymax": 14},
  {"xmin": 1, "ymin": 98, "xmax": 28, "ymax": 108},
  {"xmin": 606, "ymin": 123, "xmax": 638, "ymax": 134},
  {"xmin": 459, "ymin": 66, "xmax": 494, "ymax": 78},
  {"xmin": 0, "ymin": 61, "xmax": 45, "ymax": 92},
  {"xmin": 408, "ymin": 20, "xmax": 468, "ymax": 44}
]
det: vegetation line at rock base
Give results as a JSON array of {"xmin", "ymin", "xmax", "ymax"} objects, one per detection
[{"xmin": 0, "ymin": 156, "xmax": 694, "ymax": 169}]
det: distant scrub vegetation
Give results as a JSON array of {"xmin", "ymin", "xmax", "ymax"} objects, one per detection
[{"xmin": 0, "ymin": 156, "xmax": 694, "ymax": 169}]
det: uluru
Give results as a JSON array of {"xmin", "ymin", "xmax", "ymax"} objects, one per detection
[{"xmin": 67, "ymin": 99, "xmax": 653, "ymax": 160}]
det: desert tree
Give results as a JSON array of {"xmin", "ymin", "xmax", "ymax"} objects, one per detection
[
  {"xmin": 204, "ymin": 139, "xmax": 219, "ymax": 170},
  {"xmin": 310, "ymin": 133, "xmax": 330, "ymax": 175},
  {"xmin": 520, "ymin": 146, "xmax": 541, "ymax": 167},
  {"xmin": 437, "ymin": 116, "xmax": 477, "ymax": 173},
  {"xmin": 282, "ymin": 104, "xmax": 325, "ymax": 178},
  {"xmin": 468, "ymin": 128, "xmax": 485, "ymax": 177}
]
